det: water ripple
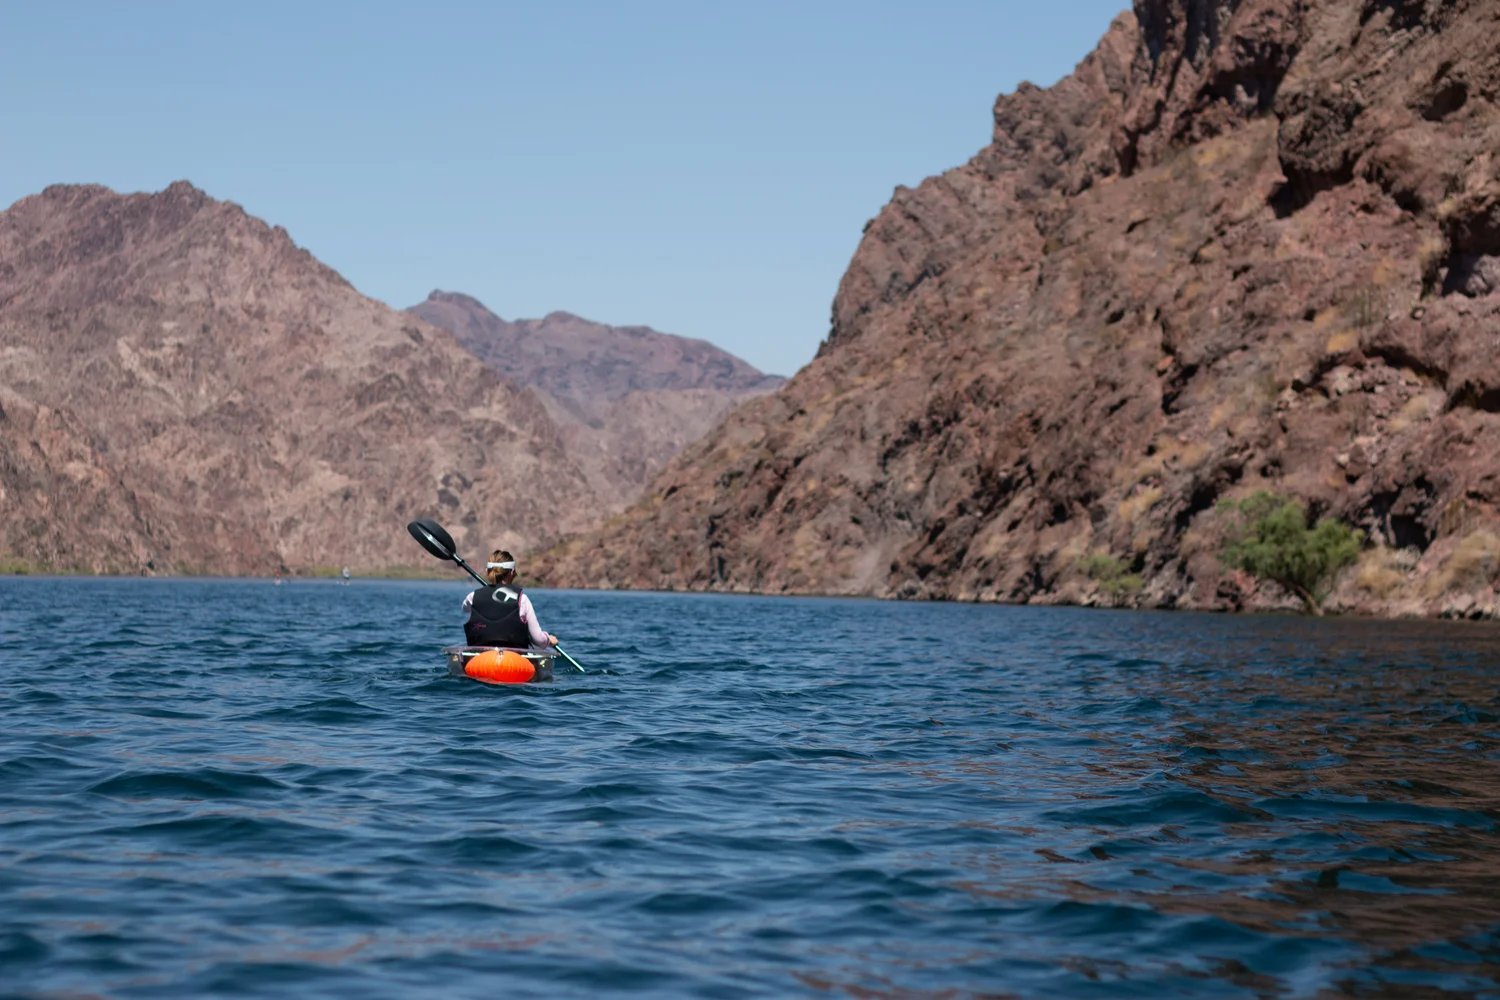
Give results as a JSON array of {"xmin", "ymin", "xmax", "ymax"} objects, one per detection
[{"xmin": 2, "ymin": 579, "xmax": 1500, "ymax": 997}]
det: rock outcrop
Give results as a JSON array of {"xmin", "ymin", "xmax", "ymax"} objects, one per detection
[
  {"xmin": 538, "ymin": 0, "xmax": 1500, "ymax": 617},
  {"xmin": 0, "ymin": 183, "xmax": 605, "ymax": 575},
  {"xmin": 407, "ymin": 292, "xmax": 783, "ymax": 500}
]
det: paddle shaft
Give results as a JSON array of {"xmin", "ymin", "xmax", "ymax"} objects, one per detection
[
  {"xmin": 452, "ymin": 555, "xmax": 488, "ymax": 589},
  {"xmin": 554, "ymin": 645, "xmax": 586, "ymax": 673}
]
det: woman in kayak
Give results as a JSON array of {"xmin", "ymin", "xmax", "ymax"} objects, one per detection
[{"xmin": 461, "ymin": 549, "xmax": 558, "ymax": 649}]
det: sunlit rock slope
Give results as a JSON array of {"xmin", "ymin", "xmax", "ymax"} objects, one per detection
[
  {"xmin": 538, "ymin": 0, "xmax": 1500, "ymax": 618},
  {"xmin": 0, "ymin": 183, "xmax": 605, "ymax": 574}
]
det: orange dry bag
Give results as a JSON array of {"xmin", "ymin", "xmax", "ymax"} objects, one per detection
[{"xmin": 464, "ymin": 649, "xmax": 536, "ymax": 684}]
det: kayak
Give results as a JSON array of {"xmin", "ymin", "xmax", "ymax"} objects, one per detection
[
  {"xmin": 407, "ymin": 519, "xmax": 586, "ymax": 680},
  {"xmin": 444, "ymin": 645, "xmax": 556, "ymax": 684}
]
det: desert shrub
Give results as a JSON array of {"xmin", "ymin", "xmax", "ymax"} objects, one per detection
[
  {"xmin": 1425, "ymin": 530, "xmax": 1500, "ymax": 596},
  {"xmin": 1218, "ymin": 491, "xmax": 1364, "ymax": 614},
  {"xmin": 1117, "ymin": 486, "xmax": 1163, "ymax": 524},
  {"xmin": 0, "ymin": 555, "xmax": 36, "ymax": 575},
  {"xmin": 1079, "ymin": 553, "xmax": 1122, "ymax": 578},
  {"xmin": 1419, "ymin": 236, "xmax": 1448, "ymax": 292},
  {"xmin": 1354, "ymin": 547, "xmax": 1408, "ymax": 598},
  {"xmin": 1078, "ymin": 552, "xmax": 1144, "ymax": 606}
]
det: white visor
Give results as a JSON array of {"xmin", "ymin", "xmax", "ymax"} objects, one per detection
[{"xmin": 486, "ymin": 561, "xmax": 515, "ymax": 570}]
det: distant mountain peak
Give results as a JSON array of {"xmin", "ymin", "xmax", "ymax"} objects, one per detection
[
  {"xmin": 408, "ymin": 289, "xmax": 786, "ymax": 497},
  {"xmin": 425, "ymin": 289, "xmax": 493, "ymax": 312},
  {"xmin": 407, "ymin": 292, "xmax": 783, "ymax": 408}
]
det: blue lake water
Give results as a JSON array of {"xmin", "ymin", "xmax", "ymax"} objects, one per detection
[{"xmin": 2, "ymin": 577, "xmax": 1499, "ymax": 998}]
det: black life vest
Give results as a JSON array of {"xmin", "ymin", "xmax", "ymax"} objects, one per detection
[{"xmin": 464, "ymin": 584, "xmax": 531, "ymax": 648}]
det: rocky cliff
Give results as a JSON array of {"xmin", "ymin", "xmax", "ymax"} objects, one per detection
[
  {"xmin": 538, "ymin": 0, "xmax": 1500, "ymax": 618},
  {"xmin": 408, "ymin": 292, "xmax": 783, "ymax": 500},
  {"xmin": 0, "ymin": 183, "xmax": 606, "ymax": 575}
]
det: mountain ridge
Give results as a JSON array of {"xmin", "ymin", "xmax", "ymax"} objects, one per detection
[
  {"xmin": 407, "ymin": 290, "xmax": 784, "ymax": 503},
  {"xmin": 0, "ymin": 181, "xmax": 605, "ymax": 574},
  {"xmin": 408, "ymin": 290, "xmax": 782, "ymax": 412}
]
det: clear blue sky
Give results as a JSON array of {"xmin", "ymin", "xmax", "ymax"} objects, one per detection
[{"xmin": 2, "ymin": 1, "xmax": 1128, "ymax": 376}]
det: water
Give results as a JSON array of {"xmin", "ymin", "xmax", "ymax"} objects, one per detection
[{"xmin": 2, "ymin": 578, "xmax": 1499, "ymax": 999}]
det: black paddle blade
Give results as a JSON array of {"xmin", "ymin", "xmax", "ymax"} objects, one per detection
[{"xmin": 407, "ymin": 519, "xmax": 458, "ymax": 562}]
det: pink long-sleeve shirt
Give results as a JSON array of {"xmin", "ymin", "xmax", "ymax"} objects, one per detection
[{"xmin": 460, "ymin": 588, "xmax": 552, "ymax": 647}]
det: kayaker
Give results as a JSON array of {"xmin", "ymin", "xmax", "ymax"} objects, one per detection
[{"xmin": 461, "ymin": 549, "xmax": 558, "ymax": 649}]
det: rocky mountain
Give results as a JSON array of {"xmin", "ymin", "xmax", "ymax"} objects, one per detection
[
  {"xmin": 0, "ymin": 182, "xmax": 607, "ymax": 575},
  {"xmin": 407, "ymin": 292, "xmax": 783, "ymax": 498},
  {"xmin": 538, "ymin": 0, "xmax": 1500, "ymax": 618}
]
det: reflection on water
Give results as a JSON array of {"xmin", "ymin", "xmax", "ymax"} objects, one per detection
[
  {"xmin": 0, "ymin": 580, "xmax": 1498, "ymax": 998},
  {"xmin": 952, "ymin": 613, "xmax": 1500, "ymax": 996},
  {"xmin": 1173, "ymin": 624, "xmax": 1500, "ymax": 992}
]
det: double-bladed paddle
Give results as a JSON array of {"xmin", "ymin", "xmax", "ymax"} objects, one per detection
[{"xmin": 406, "ymin": 519, "xmax": 586, "ymax": 673}]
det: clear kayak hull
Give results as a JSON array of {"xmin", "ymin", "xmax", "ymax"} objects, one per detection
[{"xmin": 443, "ymin": 645, "xmax": 556, "ymax": 684}]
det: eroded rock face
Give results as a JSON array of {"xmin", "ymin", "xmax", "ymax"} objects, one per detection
[
  {"xmin": 538, "ymin": 0, "xmax": 1500, "ymax": 616},
  {"xmin": 407, "ymin": 292, "xmax": 783, "ymax": 500},
  {"xmin": 0, "ymin": 394, "xmax": 165, "ymax": 573},
  {"xmin": 0, "ymin": 183, "xmax": 606, "ymax": 575}
]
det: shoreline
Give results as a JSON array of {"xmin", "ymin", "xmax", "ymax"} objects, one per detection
[{"xmin": 4, "ymin": 571, "xmax": 1497, "ymax": 624}]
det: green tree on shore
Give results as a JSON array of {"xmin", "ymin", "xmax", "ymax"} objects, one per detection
[
  {"xmin": 1218, "ymin": 492, "xmax": 1363, "ymax": 615},
  {"xmin": 1077, "ymin": 553, "xmax": 1143, "ymax": 607}
]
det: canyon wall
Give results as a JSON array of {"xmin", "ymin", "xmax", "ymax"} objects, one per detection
[{"xmin": 538, "ymin": 0, "xmax": 1500, "ymax": 617}]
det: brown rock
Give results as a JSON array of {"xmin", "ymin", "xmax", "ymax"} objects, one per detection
[
  {"xmin": 0, "ymin": 393, "xmax": 163, "ymax": 573},
  {"xmin": 407, "ymin": 292, "xmax": 783, "ymax": 500},
  {"xmin": 0, "ymin": 183, "xmax": 606, "ymax": 575},
  {"xmin": 538, "ymin": 0, "xmax": 1500, "ymax": 618}
]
